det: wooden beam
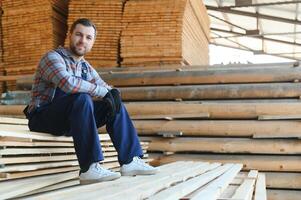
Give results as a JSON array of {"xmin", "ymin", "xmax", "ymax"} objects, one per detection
[
  {"xmin": 126, "ymin": 101, "xmax": 301, "ymax": 119},
  {"xmin": 0, "ymin": 171, "xmax": 78, "ymax": 200},
  {"xmin": 120, "ymin": 83, "xmax": 301, "ymax": 100},
  {"xmin": 131, "ymin": 113, "xmax": 209, "ymax": 120},
  {"xmin": 96, "ymin": 67, "xmax": 301, "ymax": 86},
  {"xmin": 150, "ymin": 153, "xmax": 301, "ymax": 172},
  {"xmin": 145, "ymin": 137, "xmax": 301, "ymax": 154},
  {"xmin": 254, "ymin": 173, "xmax": 267, "ymax": 200},
  {"xmin": 190, "ymin": 164, "xmax": 242, "ymax": 200},
  {"xmin": 265, "ymin": 172, "xmax": 301, "ymax": 189},
  {"xmin": 258, "ymin": 114, "xmax": 301, "ymax": 120},
  {"xmin": 5, "ymin": 101, "xmax": 301, "ymax": 120},
  {"xmin": 267, "ymin": 189, "xmax": 301, "ymax": 200},
  {"xmin": 231, "ymin": 170, "xmax": 257, "ymax": 200},
  {"xmin": 149, "ymin": 163, "xmax": 224, "ymax": 200},
  {"xmin": 133, "ymin": 120, "xmax": 301, "ymax": 138}
]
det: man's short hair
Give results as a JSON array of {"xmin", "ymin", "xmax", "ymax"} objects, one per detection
[{"xmin": 70, "ymin": 18, "xmax": 97, "ymax": 37}]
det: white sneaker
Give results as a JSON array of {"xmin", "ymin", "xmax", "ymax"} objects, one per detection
[
  {"xmin": 79, "ymin": 162, "xmax": 121, "ymax": 184},
  {"xmin": 120, "ymin": 157, "xmax": 159, "ymax": 176}
]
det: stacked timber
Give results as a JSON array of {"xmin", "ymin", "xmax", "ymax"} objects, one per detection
[
  {"xmin": 1, "ymin": 0, "xmax": 68, "ymax": 90},
  {"xmin": 65, "ymin": 0, "xmax": 123, "ymax": 68},
  {"xmin": 0, "ymin": 4, "xmax": 4, "ymax": 94},
  {"xmin": 121, "ymin": 0, "xmax": 210, "ymax": 67},
  {"xmin": 0, "ymin": 161, "xmax": 269, "ymax": 200},
  {"xmin": 0, "ymin": 116, "xmax": 149, "ymax": 197},
  {"xmin": 6, "ymin": 61, "xmax": 301, "ymax": 199}
]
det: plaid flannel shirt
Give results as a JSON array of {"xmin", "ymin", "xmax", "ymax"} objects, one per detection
[{"xmin": 28, "ymin": 47, "xmax": 111, "ymax": 111}]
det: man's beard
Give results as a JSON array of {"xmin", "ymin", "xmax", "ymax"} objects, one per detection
[{"xmin": 70, "ymin": 43, "xmax": 86, "ymax": 57}]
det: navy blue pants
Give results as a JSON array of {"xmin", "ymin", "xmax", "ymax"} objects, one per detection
[{"xmin": 28, "ymin": 89, "xmax": 143, "ymax": 170}]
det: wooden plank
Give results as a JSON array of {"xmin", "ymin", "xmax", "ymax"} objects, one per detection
[
  {"xmin": 125, "ymin": 101, "xmax": 301, "ymax": 120},
  {"xmin": 267, "ymin": 189, "xmax": 301, "ymax": 200},
  {"xmin": 144, "ymin": 137, "xmax": 301, "ymax": 154},
  {"xmin": 0, "ymin": 126, "xmax": 111, "ymax": 142},
  {"xmin": 231, "ymin": 170, "xmax": 258, "ymax": 200},
  {"xmin": 133, "ymin": 120, "xmax": 301, "ymax": 138},
  {"xmin": 254, "ymin": 173, "xmax": 267, "ymax": 200},
  {"xmin": 189, "ymin": 164, "xmax": 243, "ymax": 200},
  {"xmin": 0, "ymin": 148, "xmax": 76, "ymax": 155},
  {"xmin": 149, "ymin": 163, "xmax": 231, "ymax": 200},
  {"xmin": 258, "ymin": 114, "xmax": 301, "ymax": 120},
  {"xmin": 150, "ymin": 154, "xmax": 301, "ymax": 172},
  {"xmin": 25, "ymin": 161, "xmax": 192, "ymax": 199},
  {"xmin": 265, "ymin": 172, "xmax": 301, "ymax": 189},
  {"xmin": 0, "ymin": 116, "xmax": 27, "ymax": 125},
  {"xmin": 100, "ymin": 162, "xmax": 215, "ymax": 200},
  {"xmin": 131, "ymin": 113, "xmax": 209, "ymax": 120},
  {"xmin": 0, "ymin": 171, "xmax": 78, "ymax": 199},
  {"xmin": 4, "ymin": 100, "xmax": 301, "ymax": 120},
  {"xmin": 0, "ymin": 166, "xmax": 79, "ymax": 181},
  {"xmin": 97, "ymin": 61, "xmax": 301, "ymax": 86},
  {"xmin": 18, "ymin": 63, "xmax": 301, "ymax": 89},
  {"xmin": 0, "ymin": 161, "xmax": 79, "ymax": 173},
  {"xmin": 0, "ymin": 140, "xmax": 74, "ymax": 147},
  {"xmin": 19, "ymin": 179, "xmax": 79, "ymax": 198},
  {"xmin": 0, "ymin": 161, "xmax": 120, "ymax": 181},
  {"xmin": 0, "ymin": 154, "xmax": 77, "ymax": 165},
  {"xmin": 120, "ymin": 83, "xmax": 301, "ymax": 101}
]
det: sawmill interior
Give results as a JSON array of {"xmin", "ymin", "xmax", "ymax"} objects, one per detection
[{"xmin": 0, "ymin": 0, "xmax": 301, "ymax": 199}]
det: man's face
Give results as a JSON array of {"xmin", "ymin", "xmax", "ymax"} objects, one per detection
[{"xmin": 69, "ymin": 24, "xmax": 96, "ymax": 57}]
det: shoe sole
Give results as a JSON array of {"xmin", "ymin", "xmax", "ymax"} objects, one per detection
[
  {"xmin": 80, "ymin": 174, "xmax": 121, "ymax": 185},
  {"xmin": 121, "ymin": 169, "xmax": 158, "ymax": 176}
]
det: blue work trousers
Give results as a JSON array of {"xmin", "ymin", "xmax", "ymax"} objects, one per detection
[{"xmin": 28, "ymin": 90, "xmax": 143, "ymax": 170}]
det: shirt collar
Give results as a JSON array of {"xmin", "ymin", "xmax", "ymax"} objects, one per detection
[{"xmin": 56, "ymin": 46, "xmax": 87, "ymax": 64}]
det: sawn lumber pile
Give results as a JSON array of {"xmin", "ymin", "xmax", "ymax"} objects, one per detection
[
  {"xmin": 0, "ymin": 117, "xmax": 149, "ymax": 198},
  {"xmin": 3, "ymin": 62, "xmax": 301, "ymax": 199},
  {"xmin": 0, "ymin": 4, "xmax": 4, "ymax": 94},
  {"xmin": 121, "ymin": 0, "xmax": 210, "ymax": 67},
  {"xmin": 1, "ymin": 0, "xmax": 68, "ymax": 91},
  {"xmin": 0, "ymin": 0, "xmax": 211, "ymax": 93},
  {"xmin": 0, "ymin": 161, "xmax": 268, "ymax": 200},
  {"xmin": 65, "ymin": 0, "xmax": 123, "ymax": 68}
]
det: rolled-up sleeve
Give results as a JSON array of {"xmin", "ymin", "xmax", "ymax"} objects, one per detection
[{"xmin": 39, "ymin": 51, "xmax": 109, "ymax": 97}]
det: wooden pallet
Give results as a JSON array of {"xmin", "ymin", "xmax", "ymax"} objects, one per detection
[{"xmin": 6, "ymin": 161, "xmax": 267, "ymax": 200}]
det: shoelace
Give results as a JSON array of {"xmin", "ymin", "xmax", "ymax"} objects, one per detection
[
  {"xmin": 95, "ymin": 163, "xmax": 111, "ymax": 174},
  {"xmin": 133, "ymin": 157, "xmax": 150, "ymax": 168}
]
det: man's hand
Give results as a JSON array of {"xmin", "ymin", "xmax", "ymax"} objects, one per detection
[
  {"xmin": 110, "ymin": 89, "xmax": 122, "ymax": 113},
  {"xmin": 103, "ymin": 91, "xmax": 116, "ymax": 121}
]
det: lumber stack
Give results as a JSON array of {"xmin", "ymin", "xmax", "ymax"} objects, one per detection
[
  {"xmin": 4, "ymin": 62, "xmax": 301, "ymax": 199},
  {"xmin": 0, "ymin": 116, "xmax": 149, "ymax": 196},
  {"xmin": 0, "ymin": 3, "xmax": 4, "ymax": 94},
  {"xmin": 103, "ymin": 62, "xmax": 300, "ymax": 199},
  {"xmin": 65, "ymin": 0, "xmax": 123, "ymax": 68},
  {"xmin": 0, "ymin": 161, "xmax": 269, "ymax": 200},
  {"xmin": 1, "ymin": 0, "xmax": 68, "ymax": 91},
  {"xmin": 121, "ymin": 0, "xmax": 210, "ymax": 67}
]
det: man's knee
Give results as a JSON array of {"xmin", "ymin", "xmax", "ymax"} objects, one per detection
[{"xmin": 72, "ymin": 93, "xmax": 93, "ymax": 107}]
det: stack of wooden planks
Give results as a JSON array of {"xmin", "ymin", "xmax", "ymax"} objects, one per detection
[
  {"xmin": 65, "ymin": 0, "xmax": 123, "ymax": 68},
  {"xmin": 0, "ymin": 116, "xmax": 149, "ymax": 197},
  {"xmin": 121, "ymin": 0, "xmax": 210, "ymax": 67},
  {"xmin": 1, "ymin": 0, "xmax": 68, "ymax": 91},
  {"xmin": 4, "ymin": 62, "xmax": 301, "ymax": 199},
  {"xmin": 0, "ymin": 3, "xmax": 4, "ymax": 94},
  {"xmin": 0, "ymin": 161, "xmax": 268, "ymax": 200}
]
